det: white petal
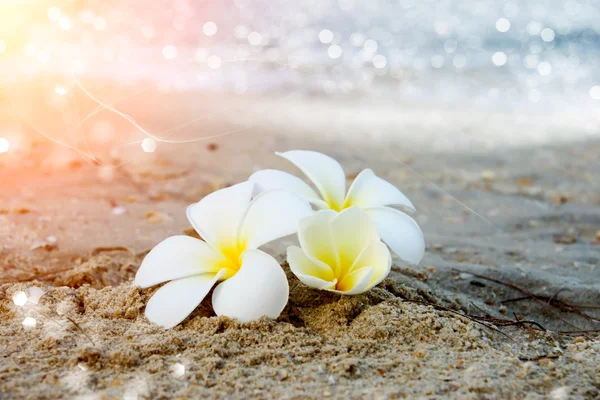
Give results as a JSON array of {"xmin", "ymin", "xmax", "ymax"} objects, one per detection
[
  {"xmin": 350, "ymin": 241, "xmax": 392, "ymax": 288},
  {"xmin": 330, "ymin": 207, "xmax": 379, "ymax": 276},
  {"xmin": 277, "ymin": 150, "xmax": 346, "ymax": 210},
  {"xmin": 345, "ymin": 169, "xmax": 415, "ymax": 211},
  {"xmin": 366, "ymin": 207, "xmax": 425, "ymax": 265},
  {"xmin": 238, "ymin": 190, "xmax": 313, "ymax": 249},
  {"xmin": 287, "ymin": 245, "xmax": 335, "ymax": 283},
  {"xmin": 145, "ymin": 272, "xmax": 222, "ymax": 329},
  {"xmin": 186, "ymin": 181, "xmax": 254, "ymax": 253},
  {"xmin": 294, "ymin": 272, "xmax": 337, "ymax": 290},
  {"xmin": 297, "ymin": 210, "xmax": 340, "ymax": 275},
  {"xmin": 134, "ymin": 235, "xmax": 231, "ymax": 288},
  {"xmin": 334, "ymin": 266, "xmax": 374, "ymax": 295},
  {"xmin": 212, "ymin": 250, "xmax": 289, "ymax": 322},
  {"xmin": 249, "ymin": 169, "xmax": 328, "ymax": 208}
]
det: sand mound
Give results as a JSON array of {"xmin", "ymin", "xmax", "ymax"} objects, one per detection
[{"xmin": 1, "ymin": 265, "xmax": 598, "ymax": 399}]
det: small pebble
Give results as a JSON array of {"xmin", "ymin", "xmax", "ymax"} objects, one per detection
[
  {"xmin": 327, "ymin": 375, "xmax": 336, "ymax": 385},
  {"xmin": 572, "ymin": 337, "xmax": 585, "ymax": 344},
  {"xmin": 145, "ymin": 211, "xmax": 163, "ymax": 224},
  {"xmin": 553, "ymin": 233, "xmax": 577, "ymax": 245},
  {"xmin": 552, "ymin": 195, "xmax": 569, "ymax": 204},
  {"xmin": 516, "ymin": 177, "xmax": 533, "ymax": 187},
  {"xmin": 207, "ymin": 143, "xmax": 219, "ymax": 152},
  {"xmin": 279, "ymin": 370, "xmax": 288, "ymax": 380}
]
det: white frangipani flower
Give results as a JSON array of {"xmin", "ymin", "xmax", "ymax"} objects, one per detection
[
  {"xmin": 288, "ymin": 207, "xmax": 391, "ymax": 294},
  {"xmin": 134, "ymin": 181, "xmax": 313, "ymax": 328},
  {"xmin": 250, "ymin": 150, "xmax": 425, "ymax": 265}
]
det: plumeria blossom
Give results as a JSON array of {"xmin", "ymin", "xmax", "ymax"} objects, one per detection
[
  {"xmin": 287, "ymin": 207, "xmax": 391, "ymax": 294},
  {"xmin": 250, "ymin": 150, "xmax": 425, "ymax": 265},
  {"xmin": 134, "ymin": 181, "xmax": 313, "ymax": 328}
]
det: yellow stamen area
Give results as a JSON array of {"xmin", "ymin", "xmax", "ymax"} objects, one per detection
[
  {"xmin": 340, "ymin": 199, "xmax": 353, "ymax": 211},
  {"xmin": 327, "ymin": 199, "xmax": 344, "ymax": 212},
  {"xmin": 217, "ymin": 240, "xmax": 247, "ymax": 277},
  {"xmin": 335, "ymin": 276, "xmax": 352, "ymax": 292},
  {"xmin": 330, "ymin": 196, "xmax": 355, "ymax": 213},
  {"xmin": 331, "ymin": 262, "xmax": 353, "ymax": 292},
  {"xmin": 308, "ymin": 255, "xmax": 355, "ymax": 292}
]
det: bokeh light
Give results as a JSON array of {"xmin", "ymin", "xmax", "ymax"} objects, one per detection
[
  {"xmin": 319, "ymin": 29, "xmax": 334, "ymax": 44},
  {"xmin": 141, "ymin": 138, "xmax": 157, "ymax": 153},
  {"xmin": 0, "ymin": 0, "xmax": 598, "ymax": 165},
  {"xmin": 492, "ymin": 52, "xmax": 507, "ymax": 67},
  {"xmin": 327, "ymin": 45, "xmax": 342, "ymax": 59},
  {"xmin": 22, "ymin": 317, "xmax": 37, "ymax": 329},
  {"xmin": 495, "ymin": 18, "xmax": 511, "ymax": 32},
  {"xmin": 170, "ymin": 363, "xmax": 185, "ymax": 378},
  {"xmin": 203, "ymin": 21, "xmax": 218, "ymax": 36},
  {"xmin": 13, "ymin": 291, "xmax": 27, "ymax": 306},
  {"xmin": 162, "ymin": 45, "xmax": 178, "ymax": 60}
]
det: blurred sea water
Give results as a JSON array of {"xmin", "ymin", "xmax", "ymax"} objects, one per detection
[{"xmin": 2, "ymin": 0, "xmax": 600, "ymax": 111}]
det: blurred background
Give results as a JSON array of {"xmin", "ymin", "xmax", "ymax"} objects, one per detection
[
  {"xmin": 1, "ymin": 0, "xmax": 600, "ymax": 163},
  {"xmin": 0, "ymin": 1, "xmax": 599, "ymax": 290}
]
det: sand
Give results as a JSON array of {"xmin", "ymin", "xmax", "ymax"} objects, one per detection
[
  {"xmin": 1, "ymin": 88, "xmax": 599, "ymax": 399},
  {"xmin": 2, "ymin": 271, "xmax": 599, "ymax": 399}
]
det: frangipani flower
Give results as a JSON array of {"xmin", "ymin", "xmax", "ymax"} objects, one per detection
[
  {"xmin": 287, "ymin": 207, "xmax": 391, "ymax": 294},
  {"xmin": 134, "ymin": 181, "xmax": 313, "ymax": 328},
  {"xmin": 250, "ymin": 150, "xmax": 425, "ymax": 265}
]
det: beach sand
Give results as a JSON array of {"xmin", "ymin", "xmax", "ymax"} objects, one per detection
[{"xmin": 1, "ymin": 89, "xmax": 599, "ymax": 398}]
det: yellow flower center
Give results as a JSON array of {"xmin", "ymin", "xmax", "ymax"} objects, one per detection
[
  {"xmin": 326, "ymin": 196, "xmax": 350, "ymax": 212},
  {"xmin": 218, "ymin": 240, "xmax": 247, "ymax": 274},
  {"xmin": 331, "ymin": 195, "xmax": 356, "ymax": 212},
  {"xmin": 328, "ymin": 201, "xmax": 343, "ymax": 212}
]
